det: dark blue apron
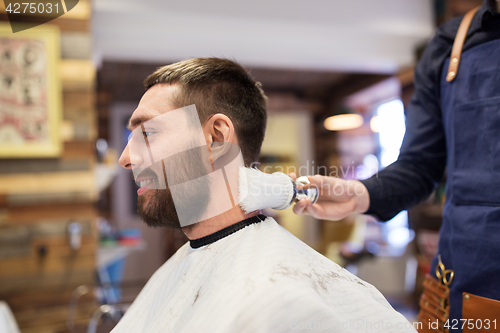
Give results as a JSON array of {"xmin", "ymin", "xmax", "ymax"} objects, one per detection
[{"xmin": 436, "ymin": 37, "xmax": 500, "ymax": 331}]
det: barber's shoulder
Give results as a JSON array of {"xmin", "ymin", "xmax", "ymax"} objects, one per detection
[
  {"xmin": 435, "ymin": 15, "xmax": 463, "ymax": 41},
  {"xmin": 419, "ymin": 18, "xmax": 461, "ymax": 66}
]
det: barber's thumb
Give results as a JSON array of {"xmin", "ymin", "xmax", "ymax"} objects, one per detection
[{"xmin": 307, "ymin": 175, "xmax": 325, "ymax": 188}]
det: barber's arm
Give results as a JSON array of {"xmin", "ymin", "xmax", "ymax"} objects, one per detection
[{"xmin": 294, "ymin": 36, "xmax": 448, "ymax": 221}]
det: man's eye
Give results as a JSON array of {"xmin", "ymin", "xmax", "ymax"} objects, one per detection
[{"xmin": 143, "ymin": 131, "xmax": 154, "ymax": 137}]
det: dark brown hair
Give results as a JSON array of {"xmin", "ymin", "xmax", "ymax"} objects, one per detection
[{"xmin": 144, "ymin": 58, "xmax": 267, "ymax": 166}]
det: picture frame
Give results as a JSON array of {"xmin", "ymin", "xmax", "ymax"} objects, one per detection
[{"xmin": 0, "ymin": 23, "xmax": 62, "ymax": 158}]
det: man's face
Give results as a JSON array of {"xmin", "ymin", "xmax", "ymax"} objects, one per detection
[{"xmin": 118, "ymin": 84, "xmax": 210, "ymax": 229}]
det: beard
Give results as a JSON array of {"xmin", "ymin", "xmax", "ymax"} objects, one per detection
[
  {"xmin": 137, "ymin": 187, "xmax": 181, "ymax": 229},
  {"xmin": 136, "ymin": 146, "xmax": 212, "ymax": 229}
]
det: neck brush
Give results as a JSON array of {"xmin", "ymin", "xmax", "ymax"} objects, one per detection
[{"xmin": 238, "ymin": 167, "xmax": 319, "ymax": 213}]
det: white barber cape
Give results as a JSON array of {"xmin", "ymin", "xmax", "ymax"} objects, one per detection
[{"xmin": 111, "ymin": 217, "xmax": 416, "ymax": 333}]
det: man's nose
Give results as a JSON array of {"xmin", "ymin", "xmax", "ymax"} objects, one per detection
[
  {"xmin": 118, "ymin": 144, "xmax": 144, "ymax": 169},
  {"xmin": 118, "ymin": 144, "xmax": 132, "ymax": 169}
]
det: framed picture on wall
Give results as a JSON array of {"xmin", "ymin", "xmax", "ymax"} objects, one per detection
[{"xmin": 0, "ymin": 23, "xmax": 62, "ymax": 158}]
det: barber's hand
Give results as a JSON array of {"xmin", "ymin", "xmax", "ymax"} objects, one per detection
[{"xmin": 289, "ymin": 174, "xmax": 370, "ymax": 221}]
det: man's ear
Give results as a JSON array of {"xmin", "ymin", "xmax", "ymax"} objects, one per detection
[{"xmin": 203, "ymin": 114, "xmax": 236, "ymax": 161}]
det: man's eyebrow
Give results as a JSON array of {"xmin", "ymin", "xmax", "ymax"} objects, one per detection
[{"xmin": 127, "ymin": 116, "xmax": 151, "ymax": 131}]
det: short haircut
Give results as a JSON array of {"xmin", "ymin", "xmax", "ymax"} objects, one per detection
[{"xmin": 144, "ymin": 58, "xmax": 267, "ymax": 166}]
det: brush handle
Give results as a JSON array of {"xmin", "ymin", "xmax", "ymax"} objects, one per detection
[
  {"xmin": 273, "ymin": 175, "xmax": 319, "ymax": 210},
  {"xmin": 295, "ymin": 176, "xmax": 319, "ymax": 204}
]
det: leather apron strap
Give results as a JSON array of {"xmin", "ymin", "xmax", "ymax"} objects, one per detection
[{"xmin": 446, "ymin": 6, "xmax": 481, "ymax": 82}]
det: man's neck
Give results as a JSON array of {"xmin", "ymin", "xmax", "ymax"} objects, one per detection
[{"xmin": 182, "ymin": 206, "xmax": 261, "ymax": 240}]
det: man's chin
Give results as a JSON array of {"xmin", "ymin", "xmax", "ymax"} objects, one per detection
[{"xmin": 137, "ymin": 189, "xmax": 181, "ymax": 229}]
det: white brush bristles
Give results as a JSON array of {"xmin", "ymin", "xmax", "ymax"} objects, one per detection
[{"xmin": 238, "ymin": 167, "xmax": 294, "ymax": 213}]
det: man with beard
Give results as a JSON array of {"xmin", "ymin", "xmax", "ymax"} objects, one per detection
[{"xmin": 112, "ymin": 58, "xmax": 416, "ymax": 333}]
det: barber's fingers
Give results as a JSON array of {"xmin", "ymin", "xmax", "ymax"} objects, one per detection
[
  {"xmin": 293, "ymin": 198, "xmax": 333, "ymax": 219},
  {"xmin": 293, "ymin": 198, "xmax": 310, "ymax": 215},
  {"xmin": 306, "ymin": 175, "xmax": 354, "ymax": 202},
  {"xmin": 288, "ymin": 174, "xmax": 332, "ymax": 192},
  {"xmin": 293, "ymin": 197, "xmax": 356, "ymax": 221},
  {"xmin": 293, "ymin": 198, "xmax": 331, "ymax": 219},
  {"xmin": 288, "ymin": 174, "xmax": 340, "ymax": 192}
]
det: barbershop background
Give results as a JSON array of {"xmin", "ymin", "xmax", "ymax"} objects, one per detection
[{"xmin": 0, "ymin": 0, "xmax": 483, "ymax": 332}]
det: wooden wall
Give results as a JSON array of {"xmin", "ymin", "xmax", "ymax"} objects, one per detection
[{"xmin": 0, "ymin": 1, "xmax": 99, "ymax": 332}]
